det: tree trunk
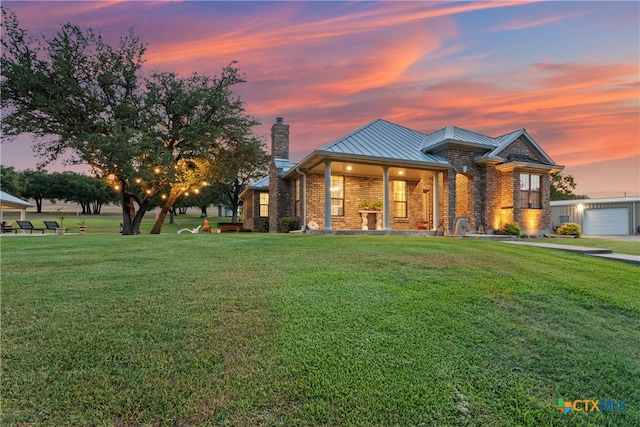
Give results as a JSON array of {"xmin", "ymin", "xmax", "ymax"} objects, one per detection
[
  {"xmin": 121, "ymin": 192, "xmax": 135, "ymax": 235},
  {"xmin": 150, "ymin": 188, "xmax": 183, "ymax": 234}
]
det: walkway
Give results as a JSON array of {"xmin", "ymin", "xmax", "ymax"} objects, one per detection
[{"xmin": 503, "ymin": 241, "xmax": 640, "ymax": 265}]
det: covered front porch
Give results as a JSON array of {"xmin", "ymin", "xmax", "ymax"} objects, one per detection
[{"xmin": 297, "ymin": 158, "xmax": 448, "ymax": 232}]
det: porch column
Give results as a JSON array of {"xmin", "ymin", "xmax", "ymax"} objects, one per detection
[
  {"xmin": 432, "ymin": 172, "xmax": 440, "ymax": 230},
  {"xmin": 383, "ymin": 166, "xmax": 390, "ymax": 230},
  {"xmin": 324, "ymin": 160, "xmax": 332, "ymax": 230}
]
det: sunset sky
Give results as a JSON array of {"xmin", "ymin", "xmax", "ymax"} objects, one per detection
[{"xmin": 1, "ymin": 1, "xmax": 638, "ymax": 197}]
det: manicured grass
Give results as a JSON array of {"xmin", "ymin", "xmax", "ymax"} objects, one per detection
[{"xmin": 1, "ymin": 234, "xmax": 638, "ymax": 426}]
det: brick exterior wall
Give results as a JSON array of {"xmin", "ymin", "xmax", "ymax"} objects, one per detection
[
  {"xmin": 303, "ymin": 173, "xmax": 427, "ymax": 230},
  {"xmin": 242, "ymin": 191, "xmax": 270, "ymax": 232}
]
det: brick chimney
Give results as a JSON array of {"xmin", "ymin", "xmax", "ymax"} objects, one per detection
[{"xmin": 271, "ymin": 117, "xmax": 289, "ymax": 159}]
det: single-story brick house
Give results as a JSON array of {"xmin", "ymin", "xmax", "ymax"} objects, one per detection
[{"xmin": 241, "ymin": 117, "xmax": 563, "ymax": 235}]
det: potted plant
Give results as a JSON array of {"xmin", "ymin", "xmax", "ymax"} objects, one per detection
[
  {"xmin": 416, "ymin": 218, "xmax": 429, "ymax": 229},
  {"xmin": 78, "ymin": 220, "xmax": 87, "ymax": 234},
  {"xmin": 56, "ymin": 209, "xmax": 67, "ymax": 235},
  {"xmin": 359, "ymin": 200, "xmax": 371, "ymax": 210},
  {"xmin": 373, "ymin": 200, "xmax": 383, "ymax": 211}
]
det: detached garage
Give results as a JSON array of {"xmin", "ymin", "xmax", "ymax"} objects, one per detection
[
  {"xmin": 551, "ymin": 196, "xmax": 640, "ymax": 236},
  {"xmin": 584, "ymin": 208, "xmax": 629, "ymax": 235}
]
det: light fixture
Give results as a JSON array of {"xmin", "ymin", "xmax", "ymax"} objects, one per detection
[
  {"xmin": 346, "ymin": 166, "xmax": 352, "ymax": 171},
  {"xmin": 577, "ymin": 203, "xmax": 584, "ymax": 212},
  {"xmin": 398, "ymin": 171, "xmax": 404, "ymax": 175}
]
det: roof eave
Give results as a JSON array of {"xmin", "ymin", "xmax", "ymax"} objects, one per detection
[
  {"xmin": 283, "ymin": 151, "xmax": 450, "ymax": 179},
  {"xmin": 423, "ymin": 139, "xmax": 494, "ymax": 154},
  {"xmin": 495, "ymin": 162, "xmax": 564, "ymax": 173}
]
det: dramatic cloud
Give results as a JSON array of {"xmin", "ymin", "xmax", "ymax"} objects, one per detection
[{"xmin": 1, "ymin": 0, "xmax": 638, "ymax": 197}]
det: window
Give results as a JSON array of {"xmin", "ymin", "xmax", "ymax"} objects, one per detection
[
  {"xmin": 295, "ymin": 178, "xmax": 301, "ymax": 217},
  {"xmin": 393, "ymin": 180, "xmax": 407, "ymax": 218},
  {"xmin": 559, "ymin": 215, "xmax": 569, "ymax": 224},
  {"xmin": 330, "ymin": 175, "xmax": 344, "ymax": 216},
  {"xmin": 520, "ymin": 174, "xmax": 541, "ymax": 209},
  {"xmin": 259, "ymin": 192, "xmax": 269, "ymax": 217}
]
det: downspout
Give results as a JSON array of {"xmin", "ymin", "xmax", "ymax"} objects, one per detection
[
  {"xmin": 296, "ymin": 168, "xmax": 307, "ymax": 231},
  {"xmin": 633, "ymin": 201, "xmax": 636, "ymax": 235}
]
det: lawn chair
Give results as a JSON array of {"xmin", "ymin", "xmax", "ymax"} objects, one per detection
[
  {"xmin": 177, "ymin": 225, "xmax": 201, "ymax": 234},
  {"xmin": 1, "ymin": 221, "xmax": 18, "ymax": 234},
  {"xmin": 16, "ymin": 220, "xmax": 46, "ymax": 234},
  {"xmin": 43, "ymin": 221, "xmax": 60, "ymax": 232}
]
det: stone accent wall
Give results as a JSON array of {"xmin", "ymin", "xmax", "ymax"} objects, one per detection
[
  {"xmin": 500, "ymin": 137, "xmax": 547, "ymax": 162},
  {"xmin": 267, "ymin": 117, "xmax": 295, "ymax": 233},
  {"xmin": 271, "ymin": 118, "xmax": 289, "ymax": 159},
  {"xmin": 269, "ymin": 163, "xmax": 293, "ymax": 233}
]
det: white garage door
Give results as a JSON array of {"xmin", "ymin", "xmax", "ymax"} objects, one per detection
[{"xmin": 584, "ymin": 208, "xmax": 628, "ymax": 235}]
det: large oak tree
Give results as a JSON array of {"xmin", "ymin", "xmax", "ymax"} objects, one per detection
[{"xmin": 1, "ymin": 8, "xmax": 262, "ymax": 234}]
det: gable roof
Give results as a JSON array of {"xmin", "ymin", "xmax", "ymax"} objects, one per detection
[
  {"xmin": 421, "ymin": 125, "xmax": 497, "ymax": 152},
  {"xmin": 0, "ymin": 191, "xmax": 33, "ymax": 209},
  {"xmin": 482, "ymin": 128, "xmax": 555, "ymax": 165}
]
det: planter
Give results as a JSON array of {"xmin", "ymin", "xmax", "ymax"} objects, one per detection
[
  {"xmin": 416, "ymin": 222, "xmax": 429, "ymax": 230},
  {"xmin": 79, "ymin": 226, "xmax": 87, "ymax": 234},
  {"xmin": 56, "ymin": 228, "xmax": 67, "ymax": 235}
]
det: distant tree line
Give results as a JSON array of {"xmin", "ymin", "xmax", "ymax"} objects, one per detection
[
  {"xmin": 1, "ymin": 165, "xmax": 264, "ymax": 221},
  {"xmin": 1, "ymin": 166, "xmax": 118, "ymax": 214}
]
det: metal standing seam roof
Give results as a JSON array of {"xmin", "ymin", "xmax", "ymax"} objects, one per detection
[
  {"xmin": 421, "ymin": 125, "xmax": 498, "ymax": 151},
  {"xmin": 0, "ymin": 191, "xmax": 33, "ymax": 208},
  {"xmin": 317, "ymin": 119, "xmax": 449, "ymax": 165},
  {"xmin": 246, "ymin": 175, "xmax": 270, "ymax": 190},
  {"xmin": 246, "ymin": 159, "xmax": 296, "ymax": 191}
]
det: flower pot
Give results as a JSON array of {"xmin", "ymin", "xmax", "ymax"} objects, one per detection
[
  {"xmin": 56, "ymin": 228, "xmax": 67, "ymax": 235},
  {"xmin": 79, "ymin": 226, "xmax": 87, "ymax": 234}
]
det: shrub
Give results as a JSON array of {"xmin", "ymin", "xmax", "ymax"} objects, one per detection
[
  {"xmin": 502, "ymin": 222, "xmax": 521, "ymax": 236},
  {"xmin": 520, "ymin": 233, "xmax": 529, "ymax": 238},
  {"xmin": 530, "ymin": 234, "xmax": 538, "ymax": 238},
  {"xmin": 280, "ymin": 217, "xmax": 299, "ymax": 233},
  {"xmin": 557, "ymin": 222, "xmax": 581, "ymax": 238}
]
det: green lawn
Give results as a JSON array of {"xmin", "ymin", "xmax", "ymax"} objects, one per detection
[{"xmin": 1, "ymin": 231, "xmax": 639, "ymax": 426}]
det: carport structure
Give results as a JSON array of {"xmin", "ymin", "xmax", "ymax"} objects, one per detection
[{"xmin": 0, "ymin": 191, "xmax": 33, "ymax": 222}]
